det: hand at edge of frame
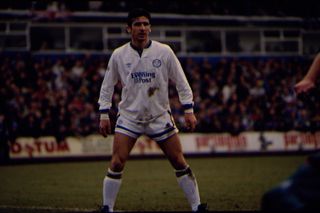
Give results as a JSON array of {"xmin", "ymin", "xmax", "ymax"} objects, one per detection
[{"xmin": 294, "ymin": 78, "xmax": 315, "ymax": 95}]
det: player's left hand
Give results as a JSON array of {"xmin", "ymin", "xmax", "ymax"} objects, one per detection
[{"xmin": 184, "ymin": 112, "xmax": 197, "ymax": 132}]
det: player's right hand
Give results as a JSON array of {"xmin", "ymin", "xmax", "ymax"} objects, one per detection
[
  {"xmin": 184, "ymin": 112, "xmax": 197, "ymax": 132},
  {"xmin": 99, "ymin": 119, "xmax": 111, "ymax": 137}
]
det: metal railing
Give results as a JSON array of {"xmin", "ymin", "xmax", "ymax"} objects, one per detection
[{"xmin": 1, "ymin": 10, "xmax": 320, "ymax": 56}]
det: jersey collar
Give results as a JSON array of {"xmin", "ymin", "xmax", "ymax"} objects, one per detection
[{"xmin": 130, "ymin": 40, "xmax": 152, "ymax": 57}]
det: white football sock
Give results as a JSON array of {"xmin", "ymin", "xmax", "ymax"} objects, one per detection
[
  {"xmin": 176, "ymin": 167, "xmax": 201, "ymax": 211},
  {"xmin": 103, "ymin": 169, "xmax": 122, "ymax": 212}
]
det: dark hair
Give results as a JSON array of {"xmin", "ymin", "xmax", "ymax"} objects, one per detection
[{"xmin": 127, "ymin": 8, "xmax": 151, "ymax": 26}]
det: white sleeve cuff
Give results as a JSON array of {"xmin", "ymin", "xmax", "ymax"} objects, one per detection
[
  {"xmin": 100, "ymin": 113, "xmax": 110, "ymax": 120},
  {"xmin": 184, "ymin": 108, "xmax": 194, "ymax": 114}
]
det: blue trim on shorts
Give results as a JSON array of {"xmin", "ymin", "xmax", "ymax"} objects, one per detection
[
  {"xmin": 156, "ymin": 133, "xmax": 176, "ymax": 143},
  {"xmin": 116, "ymin": 125, "xmax": 142, "ymax": 137},
  {"xmin": 147, "ymin": 126, "xmax": 175, "ymax": 138}
]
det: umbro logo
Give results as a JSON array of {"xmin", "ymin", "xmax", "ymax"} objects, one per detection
[{"xmin": 126, "ymin": 63, "xmax": 131, "ymax": 68}]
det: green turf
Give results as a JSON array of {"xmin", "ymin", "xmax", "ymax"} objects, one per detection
[{"xmin": 0, "ymin": 155, "xmax": 307, "ymax": 212}]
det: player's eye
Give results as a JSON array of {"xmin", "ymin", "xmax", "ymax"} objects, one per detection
[{"xmin": 133, "ymin": 22, "xmax": 150, "ymax": 27}]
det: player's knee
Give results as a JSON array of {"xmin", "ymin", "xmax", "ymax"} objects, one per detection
[
  {"xmin": 170, "ymin": 155, "xmax": 187, "ymax": 170},
  {"xmin": 110, "ymin": 156, "xmax": 126, "ymax": 172}
]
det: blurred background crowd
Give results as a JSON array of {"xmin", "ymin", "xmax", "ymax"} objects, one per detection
[{"xmin": 1, "ymin": 54, "xmax": 319, "ymax": 143}]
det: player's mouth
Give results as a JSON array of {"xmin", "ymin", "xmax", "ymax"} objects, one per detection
[{"xmin": 138, "ymin": 33, "xmax": 146, "ymax": 38}]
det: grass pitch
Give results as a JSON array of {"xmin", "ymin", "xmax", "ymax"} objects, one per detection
[{"xmin": 0, "ymin": 155, "xmax": 307, "ymax": 212}]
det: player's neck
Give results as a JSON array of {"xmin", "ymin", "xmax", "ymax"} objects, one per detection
[{"xmin": 131, "ymin": 39, "xmax": 150, "ymax": 50}]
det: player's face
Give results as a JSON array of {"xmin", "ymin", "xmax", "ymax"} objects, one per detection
[{"xmin": 128, "ymin": 16, "xmax": 151, "ymax": 43}]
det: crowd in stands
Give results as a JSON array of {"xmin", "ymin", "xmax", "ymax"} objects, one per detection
[{"xmin": 1, "ymin": 53, "xmax": 319, "ymax": 143}]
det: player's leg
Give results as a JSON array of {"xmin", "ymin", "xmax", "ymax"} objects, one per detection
[
  {"xmin": 109, "ymin": 132, "xmax": 137, "ymax": 172},
  {"xmin": 102, "ymin": 132, "xmax": 136, "ymax": 212},
  {"xmin": 147, "ymin": 112, "xmax": 206, "ymax": 211},
  {"xmin": 158, "ymin": 133, "xmax": 187, "ymax": 169},
  {"xmin": 158, "ymin": 134, "xmax": 203, "ymax": 212}
]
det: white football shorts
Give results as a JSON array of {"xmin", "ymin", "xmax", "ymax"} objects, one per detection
[{"xmin": 115, "ymin": 111, "xmax": 179, "ymax": 143}]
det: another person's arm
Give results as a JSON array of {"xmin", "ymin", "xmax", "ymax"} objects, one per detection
[{"xmin": 294, "ymin": 53, "xmax": 320, "ymax": 94}]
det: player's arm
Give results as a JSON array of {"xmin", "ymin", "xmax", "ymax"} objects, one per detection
[
  {"xmin": 167, "ymin": 48, "xmax": 197, "ymax": 131},
  {"xmin": 98, "ymin": 54, "xmax": 119, "ymax": 137},
  {"xmin": 294, "ymin": 53, "xmax": 320, "ymax": 94}
]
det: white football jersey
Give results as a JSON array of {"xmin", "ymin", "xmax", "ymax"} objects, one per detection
[{"xmin": 98, "ymin": 40, "xmax": 194, "ymax": 122}]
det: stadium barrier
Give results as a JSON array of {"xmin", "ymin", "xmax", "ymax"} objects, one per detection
[{"xmin": 9, "ymin": 131, "xmax": 320, "ymax": 159}]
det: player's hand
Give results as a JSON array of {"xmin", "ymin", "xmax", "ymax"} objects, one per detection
[
  {"xmin": 294, "ymin": 79, "xmax": 315, "ymax": 94},
  {"xmin": 99, "ymin": 119, "xmax": 111, "ymax": 137},
  {"xmin": 184, "ymin": 112, "xmax": 197, "ymax": 132}
]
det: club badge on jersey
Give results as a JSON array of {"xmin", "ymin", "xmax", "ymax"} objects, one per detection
[{"xmin": 152, "ymin": 59, "xmax": 161, "ymax": 68}]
